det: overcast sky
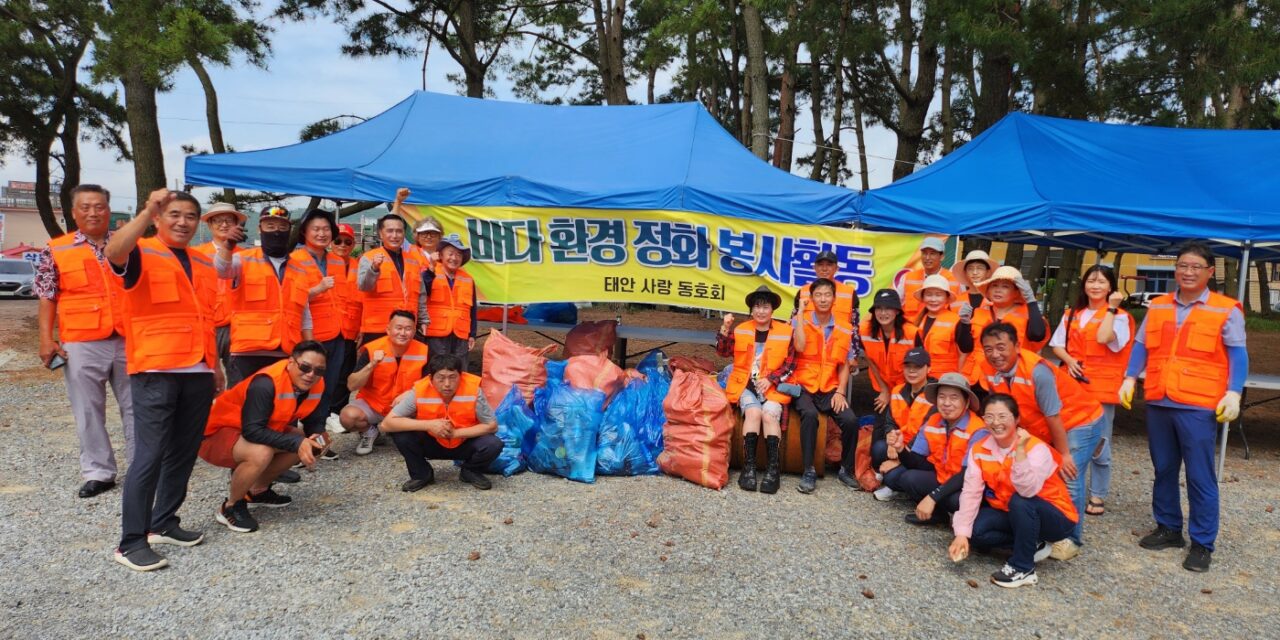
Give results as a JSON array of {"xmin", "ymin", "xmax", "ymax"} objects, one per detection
[{"xmin": 0, "ymin": 11, "xmax": 903, "ymax": 215}]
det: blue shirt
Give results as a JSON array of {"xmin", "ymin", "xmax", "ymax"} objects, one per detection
[{"xmin": 1131, "ymin": 288, "xmax": 1247, "ymax": 410}]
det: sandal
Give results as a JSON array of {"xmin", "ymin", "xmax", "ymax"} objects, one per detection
[{"xmin": 1086, "ymin": 498, "xmax": 1106, "ymax": 516}]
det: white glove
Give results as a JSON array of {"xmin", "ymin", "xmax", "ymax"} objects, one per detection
[
  {"xmin": 1215, "ymin": 391, "xmax": 1241, "ymax": 423},
  {"xmin": 958, "ymin": 302, "xmax": 973, "ymax": 324},
  {"xmin": 1014, "ymin": 277, "xmax": 1037, "ymax": 303}
]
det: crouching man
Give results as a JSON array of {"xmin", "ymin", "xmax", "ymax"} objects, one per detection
[
  {"xmin": 199, "ymin": 341, "xmax": 330, "ymax": 533},
  {"xmin": 381, "ymin": 354, "xmax": 501, "ymax": 492}
]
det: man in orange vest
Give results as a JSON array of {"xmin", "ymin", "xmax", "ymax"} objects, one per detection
[
  {"xmin": 214, "ymin": 205, "xmax": 296, "ymax": 386},
  {"xmin": 192, "ymin": 202, "xmax": 246, "ymax": 377},
  {"xmin": 339, "ymin": 310, "xmax": 429, "ymax": 455},
  {"xmin": 419, "ymin": 233, "xmax": 477, "ymax": 360},
  {"xmin": 1119, "ymin": 242, "xmax": 1247, "ymax": 573},
  {"xmin": 357, "ymin": 214, "xmax": 423, "ymax": 343},
  {"xmin": 35, "ymin": 184, "xmax": 134, "ymax": 498},
  {"xmin": 791, "ymin": 278, "xmax": 859, "ymax": 494},
  {"xmin": 330, "ymin": 223, "xmax": 361, "ymax": 423},
  {"xmin": 105, "ymin": 188, "xmax": 221, "ymax": 572},
  {"xmin": 382, "ymin": 353, "xmax": 502, "ymax": 492},
  {"xmin": 871, "ymin": 347, "xmax": 935, "ymax": 501},
  {"xmin": 976, "ymin": 321, "xmax": 1104, "ymax": 561},
  {"xmin": 896, "ymin": 237, "xmax": 961, "ymax": 319},
  {"xmin": 793, "ymin": 249, "xmax": 861, "ymax": 328},
  {"xmin": 199, "ymin": 341, "xmax": 330, "ymax": 533}
]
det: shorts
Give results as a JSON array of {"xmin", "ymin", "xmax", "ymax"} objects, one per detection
[
  {"xmin": 738, "ymin": 388, "xmax": 783, "ymax": 421},
  {"xmin": 347, "ymin": 398, "xmax": 385, "ymax": 427},
  {"xmin": 198, "ymin": 428, "xmax": 241, "ymax": 469}
]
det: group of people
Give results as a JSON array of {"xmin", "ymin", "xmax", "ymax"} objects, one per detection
[
  {"xmin": 36, "ymin": 186, "xmax": 1247, "ymax": 585},
  {"xmin": 715, "ymin": 237, "xmax": 1246, "ymax": 587}
]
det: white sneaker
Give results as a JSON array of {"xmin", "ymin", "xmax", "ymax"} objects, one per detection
[
  {"xmin": 1049, "ymin": 539, "xmax": 1080, "ymax": 561},
  {"xmin": 355, "ymin": 427, "xmax": 378, "ymax": 456},
  {"xmin": 1033, "ymin": 541, "xmax": 1052, "ymax": 563},
  {"xmin": 872, "ymin": 486, "xmax": 900, "ymax": 502},
  {"xmin": 325, "ymin": 413, "xmax": 345, "ymax": 434}
]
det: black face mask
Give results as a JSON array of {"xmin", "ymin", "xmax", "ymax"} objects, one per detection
[{"xmin": 261, "ymin": 230, "xmax": 291, "ymax": 257}]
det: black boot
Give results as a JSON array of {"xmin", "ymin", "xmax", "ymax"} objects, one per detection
[
  {"xmin": 738, "ymin": 433, "xmax": 759, "ymax": 491},
  {"xmin": 759, "ymin": 436, "xmax": 781, "ymax": 494}
]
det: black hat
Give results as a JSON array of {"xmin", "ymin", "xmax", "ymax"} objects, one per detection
[
  {"xmin": 903, "ymin": 347, "xmax": 931, "ymax": 367},
  {"xmin": 814, "ymin": 250, "xmax": 838, "ymax": 264},
  {"xmin": 744, "ymin": 285, "xmax": 782, "ymax": 310},
  {"xmin": 871, "ymin": 288, "xmax": 902, "ymax": 311}
]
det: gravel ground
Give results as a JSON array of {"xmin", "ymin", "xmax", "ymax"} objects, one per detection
[{"xmin": 1, "ymin": 299, "xmax": 1278, "ymax": 638}]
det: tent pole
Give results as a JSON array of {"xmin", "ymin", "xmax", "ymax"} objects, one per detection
[
  {"xmin": 502, "ymin": 304, "xmax": 508, "ymax": 333},
  {"xmin": 1219, "ymin": 241, "xmax": 1252, "ymax": 481}
]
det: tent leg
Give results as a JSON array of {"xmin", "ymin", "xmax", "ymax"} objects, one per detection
[
  {"xmin": 1219, "ymin": 242, "xmax": 1251, "ymax": 482},
  {"xmin": 1218, "ymin": 420, "xmax": 1229, "ymax": 482},
  {"xmin": 501, "ymin": 304, "xmax": 508, "ymax": 333}
]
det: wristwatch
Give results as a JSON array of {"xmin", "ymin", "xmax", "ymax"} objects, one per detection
[{"xmin": 1106, "ymin": 307, "xmax": 1118, "ymax": 314}]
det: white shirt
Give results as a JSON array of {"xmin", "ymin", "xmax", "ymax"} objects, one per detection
[{"xmin": 1048, "ymin": 307, "xmax": 1130, "ymax": 353}]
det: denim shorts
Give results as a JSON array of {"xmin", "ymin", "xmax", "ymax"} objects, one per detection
[{"xmin": 739, "ymin": 387, "xmax": 783, "ymax": 420}]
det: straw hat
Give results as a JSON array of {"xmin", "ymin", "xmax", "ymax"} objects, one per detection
[
  {"xmin": 913, "ymin": 273, "xmax": 955, "ymax": 301},
  {"xmin": 955, "ymin": 250, "xmax": 999, "ymax": 289},
  {"xmin": 201, "ymin": 202, "xmax": 246, "ymax": 224},
  {"xmin": 976, "ymin": 265, "xmax": 1025, "ymax": 300}
]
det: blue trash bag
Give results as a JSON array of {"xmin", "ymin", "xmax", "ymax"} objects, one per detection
[
  {"xmin": 596, "ymin": 380, "xmax": 661, "ymax": 476},
  {"xmin": 527, "ymin": 369, "xmax": 604, "ymax": 483},
  {"xmin": 635, "ymin": 350, "xmax": 669, "ymax": 455},
  {"xmin": 716, "ymin": 364, "xmax": 733, "ymax": 389},
  {"xmin": 488, "ymin": 386, "xmax": 535, "ymax": 477},
  {"xmin": 524, "ymin": 302, "xmax": 578, "ymax": 324}
]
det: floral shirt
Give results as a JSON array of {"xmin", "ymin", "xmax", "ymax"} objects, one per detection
[{"xmin": 33, "ymin": 231, "xmax": 110, "ymax": 301}]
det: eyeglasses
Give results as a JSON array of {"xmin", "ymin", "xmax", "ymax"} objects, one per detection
[
  {"xmin": 209, "ymin": 218, "xmax": 239, "ymax": 227},
  {"xmin": 1175, "ymin": 262, "xmax": 1210, "ymax": 273},
  {"xmin": 292, "ymin": 359, "xmax": 326, "ymax": 377},
  {"xmin": 333, "ymin": 238, "xmax": 354, "ymax": 246}
]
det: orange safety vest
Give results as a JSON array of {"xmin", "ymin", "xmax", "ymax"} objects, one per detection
[
  {"xmin": 1143, "ymin": 291, "xmax": 1238, "ymax": 410},
  {"xmin": 970, "ymin": 433, "xmax": 1078, "ymax": 523},
  {"xmin": 725, "ymin": 320, "xmax": 794, "ymax": 405},
  {"xmin": 48, "ymin": 233, "xmax": 125, "ymax": 342},
  {"xmin": 192, "ymin": 242, "xmax": 235, "ymax": 327},
  {"xmin": 977, "ymin": 349, "xmax": 1103, "ymax": 443},
  {"xmin": 890, "ymin": 382, "xmax": 935, "ymax": 445},
  {"xmin": 412, "ymin": 372, "xmax": 482, "ymax": 449},
  {"xmin": 339, "ymin": 255, "xmax": 362, "ymax": 341},
  {"xmin": 424, "ymin": 264, "xmax": 475, "ymax": 339},
  {"xmin": 356, "ymin": 336, "xmax": 430, "ymax": 415},
  {"xmin": 282, "ymin": 247, "xmax": 347, "ymax": 349},
  {"xmin": 900, "ymin": 267, "xmax": 960, "ymax": 319},
  {"xmin": 860, "ymin": 318, "xmax": 919, "ymax": 392},
  {"xmin": 794, "ymin": 314, "xmax": 853, "ymax": 394},
  {"xmin": 797, "ymin": 280, "xmax": 857, "ymax": 327},
  {"xmin": 360, "ymin": 247, "xmax": 423, "ymax": 334},
  {"xmin": 228, "ymin": 248, "xmax": 288, "ymax": 354},
  {"xmin": 120, "ymin": 237, "xmax": 218, "ymax": 374},
  {"xmin": 1063, "ymin": 308, "xmax": 1134, "ymax": 405},
  {"xmin": 920, "ymin": 411, "xmax": 986, "ymax": 484},
  {"xmin": 963, "ymin": 303, "xmax": 1046, "ymax": 383},
  {"xmin": 917, "ymin": 310, "xmax": 962, "ymax": 375},
  {"xmin": 204, "ymin": 359, "xmax": 325, "ymax": 437}
]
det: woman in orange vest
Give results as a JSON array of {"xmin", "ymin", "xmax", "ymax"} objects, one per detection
[
  {"xmin": 381, "ymin": 353, "xmax": 502, "ymax": 492},
  {"xmin": 419, "ymin": 233, "xmax": 478, "ymax": 361},
  {"xmin": 879, "ymin": 372, "xmax": 987, "ymax": 525},
  {"xmin": 356, "ymin": 214, "xmax": 423, "ymax": 343},
  {"xmin": 331, "ymin": 223, "xmax": 362, "ymax": 419},
  {"xmin": 1049, "ymin": 265, "xmax": 1131, "ymax": 517},
  {"xmin": 715, "ymin": 285, "xmax": 795, "ymax": 494},
  {"xmin": 791, "ymin": 278, "xmax": 859, "ymax": 494},
  {"xmin": 949, "ymin": 393, "xmax": 1078, "ymax": 588},
  {"xmin": 339, "ymin": 310, "xmax": 429, "ymax": 456},
  {"xmin": 913, "ymin": 274, "xmax": 970, "ymax": 375},
  {"xmin": 870, "ymin": 347, "xmax": 934, "ymax": 500},
  {"xmin": 954, "ymin": 249, "xmax": 997, "ymax": 302},
  {"xmin": 198, "ymin": 341, "xmax": 329, "ymax": 533},
  {"xmin": 896, "ymin": 237, "xmax": 961, "ymax": 319},
  {"xmin": 962, "ymin": 265, "xmax": 1048, "ymax": 383},
  {"xmin": 861, "ymin": 289, "xmax": 918, "ymax": 412}
]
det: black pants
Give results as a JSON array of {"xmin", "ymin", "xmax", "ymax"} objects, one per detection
[
  {"xmin": 228, "ymin": 354, "xmax": 284, "ymax": 388},
  {"xmin": 794, "ymin": 389, "xmax": 858, "ymax": 471},
  {"xmin": 335, "ymin": 338, "xmax": 358, "ymax": 410},
  {"xmin": 312, "ymin": 337, "xmax": 346, "ymax": 433},
  {"xmin": 391, "ymin": 431, "xmax": 502, "ymax": 480},
  {"xmin": 118, "ymin": 372, "xmax": 215, "ymax": 552},
  {"xmin": 425, "ymin": 335, "xmax": 470, "ymax": 366}
]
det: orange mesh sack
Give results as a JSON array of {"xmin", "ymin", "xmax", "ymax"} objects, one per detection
[
  {"xmin": 657, "ymin": 369, "xmax": 733, "ymax": 489},
  {"xmin": 565, "ymin": 352, "xmax": 628, "ymax": 405},
  {"xmin": 563, "ymin": 320, "xmax": 617, "ymax": 358},
  {"xmin": 481, "ymin": 330, "xmax": 558, "ymax": 407}
]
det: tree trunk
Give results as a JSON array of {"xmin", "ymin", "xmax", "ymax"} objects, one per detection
[
  {"xmin": 772, "ymin": 0, "xmax": 799, "ymax": 171},
  {"xmin": 58, "ymin": 99, "xmax": 82, "ymax": 232},
  {"xmin": 1004, "ymin": 243, "xmax": 1025, "ymax": 270},
  {"xmin": 962, "ymin": 237, "xmax": 993, "ymax": 256},
  {"xmin": 592, "ymin": 0, "xmax": 630, "ymax": 105},
  {"xmin": 1027, "ymin": 244, "xmax": 1051, "ymax": 288},
  {"xmin": 122, "ymin": 64, "xmax": 167, "ymax": 201},
  {"xmin": 34, "ymin": 140, "xmax": 66, "ymax": 238},
  {"xmin": 890, "ymin": 3, "xmax": 939, "ymax": 180},
  {"xmin": 972, "ymin": 1, "xmax": 1018, "ymax": 134},
  {"xmin": 1049, "ymin": 248, "xmax": 1083, "ymax": 321},
  {"xmin": 827, "ymin": 0, "xmax": 852, "ymax": 185},
  {"xmin": 808, "ymin": 54, "xmax": 826, "ymax": 182},
  {"xmin": 852, "ymin": 90, "xmax": 869, "ymax": 190},
  {"xmin": 1257, "ymin": 259, "xmax": 1272, "ymax": 316},
  {"xmin": 941, "ymin": 43, "xmax": 954, "ymax": 155},
  {"xmin": 741, "ymin": 0, "xmax": 769, "ymax": 160},
  {"xmin": 1223, "ymin": 258, "xmax": 1240, "ymax": 305},
  {"xmin": 188, "ymin": 54, "xmax": 236, "ymax": 204},
  {"xmin": 647, "ymin": 65, "xmax": 657, "ymax": 104},
  {"xmin": 727, "ymin": 0, "xmax": 744, "ymax": 143},
  {"xmin": 456, "ymin": 0, "xmax": 486, "ymax": 98}
]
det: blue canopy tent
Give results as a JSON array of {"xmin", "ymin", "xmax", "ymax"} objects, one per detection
[{"xmin": 184, "ymin": 91, "xmax": 859, "ymax": 224}]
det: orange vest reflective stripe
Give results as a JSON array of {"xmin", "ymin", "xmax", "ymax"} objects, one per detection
[
  {"xmin": 339, "ymin": 256, "xmax": 362, "ymax": 340},
  {"xmin": 1143, "ymin": 292, "xmax": 1237, "ymax": 409},
  {"xmin": 1063, "ymin": 308, "xmax": 1134, "ymax": 404},
  {"xmin": 978, "ymin": 349, "xmax": 1103, "ymax": 443},
  {"xmin": 360, "ymin": 247, "xmax": 424, "ymax": 333},
  {"xmin": 890, "ymin": 382, "xmax": 934, "ymax": 444},
  {"xmin": 229, "ymin": 249, "xmax": 288, "ymax": 353},
  {"xmin": 424, "ymin": 265, "xmax": 475, "ymax": 339},
  {"xmin": 282, "ymin": 248, "xmax": 347, "ymax": 349},
  {"xmin": 900, "ymin": 267, "xmax": 960, "ymax": 319},
  {"xmin": 725, "ymin": 320, "xmax": 793, "ymax": 405},
  {"xmin": 860, "ymin": 318, "xmax": 918, "ymax": 392},
  {"xmin": 920, "ymin": 411, "xmax": 985, "ymax": 484},
  {"xmin": 794, "ymin": 314, "xmax": 853, "ymax": 393},
  {"xmin": 971, "ymin": 433, "xmax": 1078, "ymax": 523},
  {"xmin": 797, "ymin": 280, "xmax": 856, "ymax": 327},
  {"xmin": 204, "ymin": 359, "xmax": 324, "ymax": 437},
  {"xmin": 963, "ymin": 304, "xmax": 1045, "ymax": 382},
  {"xmin": 413, "ymin": 372, "xmax": 482, "ymax": 448},
  {"xmin": 356, "ymin": 336, "xmax": 430, "ymax": 415},
  {"xmin": 918, "ymin": 310, "xmax": 961, "ymax": 374},
  {"xmin": 192, "ymin": 242, "xmax": 234, "ymax": 327},
  {"xmin": 48, "ymin": 233, "xmax": 125, "ymax": 342},
  {"xmin": 121, "ymin": 237, "xmax": 218, "ymax": 374}
]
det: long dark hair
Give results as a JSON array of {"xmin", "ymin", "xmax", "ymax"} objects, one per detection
[
  {"xmin": 868, "ymin": 304, "xmax": 906, "ymax": 342},
  {"xmin": 1067, "ymin": 264, "xmax": 1118, "ymax": 328}
]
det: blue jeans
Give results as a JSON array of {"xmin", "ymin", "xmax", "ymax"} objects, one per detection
[
  {"xmin": 970, "ymin": 495, "xmax": 1077, "ymax": 572},
  {"xmin": 1148, "ymin": 405, "xmax": 1220, "ymax": 550},
  {"xmin": 1065, "ymin": 415, "xmax": 1104, "ymax": 544},
  {"xmin": 1088, "ymin": 404, "xmax": 1116, "ymax": 501}
]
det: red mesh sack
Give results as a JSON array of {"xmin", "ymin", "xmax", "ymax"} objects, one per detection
[
  {"xmin": 657, "ymin": 369, "xmax": 733, "ymax": 489},
  {"xmin": 481, "ymin": 330, "xmax": 557, "ymax": 407},
  {"xmin": 563, "ymin": 320, "xmax": 617, "ymax": 358},
  {"xmin": 565, "ymin": 352, "xmax": 628, "ymax": 404},
  {"xmin": 475, "ymin": 306, "xmax": 527, "ymax": 324},
  {"xmin": 824, "ymin": 418, "xmax": 843, "ymax": 465}
]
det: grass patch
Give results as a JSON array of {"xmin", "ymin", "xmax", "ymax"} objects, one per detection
[{"xmin": 1246, "ymin": 314, "xmax": 1280, "ymax": 333}]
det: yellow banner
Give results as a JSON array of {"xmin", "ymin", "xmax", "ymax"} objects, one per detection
[{"xmin": 407, "ymin": 205, "xmax": 934, "ymax": 315}]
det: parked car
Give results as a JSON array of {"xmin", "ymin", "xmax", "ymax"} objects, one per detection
[
  {"xmin": 0, "ymin": 259, "xmax": 36, "ymax": 299},
  {"xmin": 1125, "ymin": 291, "xmax": 1163, "ymax": 308}
]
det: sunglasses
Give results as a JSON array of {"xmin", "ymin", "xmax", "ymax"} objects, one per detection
[
  {"xmin": 292, "ymin": 359, "xmax": 326, "ymax": 377},
  {"xmin": 333, "ymin": 237, "xmax": 354, "ymax": 246}
]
